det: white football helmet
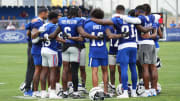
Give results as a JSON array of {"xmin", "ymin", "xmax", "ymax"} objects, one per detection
[
  {"xmin": 136, "ymin": 82, "xmax": 145, "ymax": 95},
  {"xmin": 89, "ymin": 87, "xmax": 104, "ymax": 101},
  {"xmin": 98, "ymin": 82, "xmax": 115, "ymax": 94},
  {"xmin": 19, "ymin": 82, "xmax": 32, "ymax": 92},
  {"xmin": 116, "ymin": 84, "xmax": 123, "ymax": 95},
  {"xmin": 157, "ymin": 83, "xmax": 162, "ymax": 93}
]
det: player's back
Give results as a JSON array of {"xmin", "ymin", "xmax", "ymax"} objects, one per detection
[
  {"xmin": 112, "ymin": 17, "xmax": 137, "ymax": 45},
  {"xmin": 58, "ymin": 17, "xmax": 82, "ymax": 44},
  {"xmin": 108, "ymin": 26, "xmax": 118, "ymax": 55},
  {"xmin": 84, "ymin": 19, "xmax": 108, "ymax": 59},
  {"xmin": 31, "ymin": 17, "xmax": 44, "ymax": 54},
  {"xmin": 41, "ymin": 23, "xmax": 58, "ymax": 51}
]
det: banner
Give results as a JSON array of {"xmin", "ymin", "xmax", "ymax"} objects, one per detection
[
  {"xmin": 0, "ymin": 30, "xmax": 27, "ymax": 43},
  {"xmin": 166, "ymin": 28, "xmax": 180, "ymax": 41}
]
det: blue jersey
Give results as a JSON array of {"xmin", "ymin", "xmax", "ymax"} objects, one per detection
[
  {"xmin": 154, "ymin": 22, "xmax": 160, "ymax": 48},
  {"xmin": 79, "ymin": 17, "xmax": 86, "ymax": 46},
  {"xmin": 84, "ymin": 19, "xmax": 108, "ymax": 59},
  {"xmin": 108, "ymin": 26, "xmax": 118, "ymax": 55},
  {"xmin": 137, "ymin": 15, "xmax": 155, "ymax": 41},
  {"xmin": 25, "ymin": 22, "xmax": 32, "ymax": 42},
  {"xmin": 58, "ymin": 17, "xmax": 83, "ymax": 44},
  {"xmin": 31, "ymin": 18, "xmax": 44, "ymax": 55},
  {"xmin": 112, "ymin": 17, "xmax": 137, "ymax": 45},
  {"xmin": 41, "ymin": 23, "xmax": 58, "ymax": 51}
]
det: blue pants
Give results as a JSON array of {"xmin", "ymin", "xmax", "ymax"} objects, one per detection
[
  {"xmin": 58, "ymin": 51, "xmax": 62, "ymax": 67},
  {"xmin": 88, "ymin": 57, "xmax": 108, "ymax": 67},
  {"xmin": 116, "ymin": 47, "xmax": 137, "ymax": 90}
]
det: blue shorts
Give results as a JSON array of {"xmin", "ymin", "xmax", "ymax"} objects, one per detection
[
  {"xmin": 116, "ymin": 48, "xmax": 137, "ymax": 64},
  {"xmin": 32, "ymin": 54, "xmax": 42, "ymax": 66},
  {"xmin": 89, "ymin": 57, "xmax": 108, "ymax": 67},
  {"xmin": 58, "ymin": 51, "xmax": 62, "ymax": 67}
]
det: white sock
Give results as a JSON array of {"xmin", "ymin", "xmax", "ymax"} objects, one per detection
[
  {"xmin": 145, "ymin": 89, "xmax": 150, "ymax": 93},
  {"xmin": 63, "ymin": 91, "xmax": 68, "ymax": 95},
  {"xmin": 123, "ymin": 90, "xmax": 128, "ymax": 95},
  {"xmin": 111, "ymin": 85, "xmax": 115, "ymax": 88},
  {"xmin": 50, "ymin": 89, "xmax": 56, "ymax": 94},
  {"xmin": 73, "ymin": 91, "xmax": 78, "ymax": 95},
  {"xmin": 41, "ymin": 90, "xmax": 46, "ymax": 93},
  {"xmin": 132, "ymin": 89, "xmax": 136, "ymax": 93}
]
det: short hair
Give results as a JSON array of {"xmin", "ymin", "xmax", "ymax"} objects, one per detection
[
  {"xmin": 128, "ymin": 9, "xmax": 135, "ymax": 17},
  {"xmin": 116, "ymin": 5, "xmax": 125, "ymax": 11},
  {"xmin": 143, "ymin": 4, "xmax": 151, "ymax": 14},
  {"xmin": 67, "ymin": 6, "xmax": 79, "ymax": 18},
  {"xmin": 48, "ymin": 11, "xmax": 58, "ymax": 20},
  {"xmin": 90, "ymin": 8, "xmax": 104, "ymax": 19},
  {"xmin": 38, "ymin": 7, "xmax": 48, "ymax": 14},
  {"xmin": 135, "ymin": 5, "xmax": 145, "ymax": 12}
]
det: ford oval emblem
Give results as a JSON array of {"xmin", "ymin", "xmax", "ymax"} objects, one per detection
[{"xmin": 0, "ymin": 31, "xmax": 25, "ymax": 42}]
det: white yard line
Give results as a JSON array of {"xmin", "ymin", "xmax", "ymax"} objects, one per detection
[{"xmin": 0, "ymin": 82, "xmax": 5, "ymax": 85}]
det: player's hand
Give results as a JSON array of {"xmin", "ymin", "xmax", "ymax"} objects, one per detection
[
  {"xmin": 65, "ymin": 39, "xmax": 71, "ymax": 43},
  {"xmin": 62, "ymin": 33, "xmax": 69, "ymax": 39},
  {"xmin": 122, "ymin": 32, "xmax": 129, "ymax": 37},
  {"xmin": 97, "ymin": 34, "xmax": 104, "ymax": 40}
]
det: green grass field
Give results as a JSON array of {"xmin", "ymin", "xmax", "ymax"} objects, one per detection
[{"xmin": 0, "ymin": 42, "xmax": 180, "ymax": 101}]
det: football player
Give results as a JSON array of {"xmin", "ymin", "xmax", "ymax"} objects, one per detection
[
  {"xmin": 30, "ymin": 7, "xmax": 48, "ymax": 97},
  {"xmin": 45, "ymin": 6, "xmax": 98, "ymax": 99},
  {"xmin": 90, "ymin": 6, "xmax": 153, "ymax": 98},
  {"xmin": 85, "ymin": 8, "xmax": 130, "ymax": 98},
  {"xmin": 23, "ymin": 22, "xmax": 35, "ymax": 96},
  {"xmin": 135, "ymin": 5, "xmax": 158, "ymax": 97}
]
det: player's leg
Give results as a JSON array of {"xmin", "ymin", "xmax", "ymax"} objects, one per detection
[
  {"xmin": 89, "ymin": 57, "xmax": 99, "ymax": 87},
  {"xmin": 108, "ymin": 55, "xmax": 116, "ymax": 86},
  {"xmin": 117, "ymin": 65, "xmax": 122, "ymax": 84},
  {"xmin": 69, "ymin": 47, "xmax": 80, "ymax": 98},
  {"xmin": 24, "ymin": 44, "xmax": 34, "ymax": 96},
  {"xmin": 129, "ymin": 48, "xmax": 138, "ymax": 97},
  {"xmin": 79, "ymin": 48, "xmax": 86, "ymax": 88},
  {"xmin": 149, "ymin": 45, "xmax": 158, "ymax": 96},
  {"xmin": 56, "ymin": 51, "xmax": 62, "ymax": 92},
  {"xmin": 139, "ymin": 44, "xmax": 152, "ymax": 97},
  {"xmin": 32, "ymin": 54, "xmax": 42, "ymax": 97},
  {"xmin": 116, "ymin": 49, "xmax": 129, "ymax": 98},
  {"xmin": 100, "ymin": 58, "xmax": 110, "ymax": 98},
  {"xmin": 62, "ymin": 48, "xmax": 70, "ymax": 97}
]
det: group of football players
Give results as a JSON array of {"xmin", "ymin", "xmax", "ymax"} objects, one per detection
[{"xmin": 20, "ymin": 3, "xmax": 163, "ymax": 100}]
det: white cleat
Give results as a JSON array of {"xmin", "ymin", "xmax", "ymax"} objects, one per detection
[
  {"xmin": 131, "ymin": 90, "xmax": 137, "ymax": 97},
  {"xmin": 140, "ymin": 90, "xmax": 152, "ymax": 97},
  {"xmin": 150, "ymin": 89, "xmax": 157, "ymax": 96},
  {"xmin": 49, "ymin": 90, "xmax": 62, "ymax": 99},
  {"xmin": 117, "ymin": 90, "xmax": 129, "ymax": 99},
  {"xmin": 32, "ymin": 91, "xmax": 41, "ymax": 98},
  {"xmin": 41, "ymin": 91, "xmax": 49, "ymax": 98}
]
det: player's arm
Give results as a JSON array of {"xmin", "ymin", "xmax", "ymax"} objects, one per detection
[
  {"xmin": 48, "ymin": 26, "xmax": 61, "ymax": 39},
  {"xmin": 26, "ymin": 30, "xmax": 31, "ymax": 37},
  {"xmin": 55, "ymin": 37, "xmax": 67, "ymax": 43},
  {"xmin": 136, "ymin": 25, "xmax": 153, "ymax": 33},
  {"xmin": 68, "ymin": 36, "xmax": 84, "ymax": 42},
  {"xmin": 90, "ymin": 18, "xmax": 114, "ymax": 25},
  {"xmin": 31, "ymin": 28, "xmax": 41, "ymax": 39},
  {"xmin": 121, "ymin": 15, "xmax": 141, "ymax": 24},
  {"xmin": 105, "ymin": 28, "xmax": 128, "ymax": 39},
  {"xmin": 77, "ymin": 26, "xmax": 98, "ymax": 39}
]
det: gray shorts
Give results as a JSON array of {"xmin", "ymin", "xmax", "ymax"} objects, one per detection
[
  {"xmin": 80, "ymin": 48, "xmax": 86, "ymax": 66},
  {"xmin": 138, "ymin": 44, "xmax": 156, "ymax": 65},
  {"xmin": 62, "ymin": 47, "xmax": 80, "ymax": 62},
  {"xmin": 108, "ymin": 54, "xmax": 117, "ymax": 65}
]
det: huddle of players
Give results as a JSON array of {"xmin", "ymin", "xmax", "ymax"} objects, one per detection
[{"xmin": 24, "ymin": 3, "xmax": 162, "ymax": 99}]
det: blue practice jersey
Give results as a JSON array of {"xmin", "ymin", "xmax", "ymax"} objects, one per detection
[
  {"xmin": 58, "ymin": 17, "xmax": 83, "ymax": 44},
  {"xmin": 108, "ymin": 26, "xmax": 118, "ymax": 55},
  {"xmin": 84, "ymin": 19, "xmax": 108, "ymax": 59},
  {"xmin": 25, "ymin": 22, "xmax": 32, "ymax": 42},
  {"xmin": 137, "ymin": 15, "xmax": 156, "ymax": 42},
  {"xmin": 31, "ymin": 18, "xmax": 44, "ymax": 55},
  {"xmin": 79, "ymin": 17, "xmax": 86, "ymax": 46},
  {"xmin": 154, "ymin": 22, "xmax": 160, "ymax": 48},
  {"xmin": 41, "ymin": 23, "xmax": 58, "ymax": 51},
  {"xmin": 112, "ymin": 17, "xmax": 137, "ymax": 45}
]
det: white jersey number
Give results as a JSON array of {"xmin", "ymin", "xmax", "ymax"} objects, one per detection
[{"xmin": 91, "ymin": 32, "xmax": 104, "ymax": 47}]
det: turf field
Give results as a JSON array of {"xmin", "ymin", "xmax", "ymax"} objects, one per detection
[{"xmin": 0, "ymin": 42, "xmax": 180, "ymax": 101}]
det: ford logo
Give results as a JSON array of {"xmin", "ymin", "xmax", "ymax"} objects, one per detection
[{"xmin": 0, "ymin": 31, "xmax": 25, "ymax": 42}]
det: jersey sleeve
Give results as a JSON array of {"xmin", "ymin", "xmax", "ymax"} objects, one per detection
[
  {"xmin": 31, "ymin": 21, "xmax": 42, "ymax": 29},
  {"xmin": 77, "ymin": 19, "xmax": 83, "ymax": 27},
  {"xmin": 25, "ymin": 23, "xmax": 31, "ymax": 30},
  {"xmin": 111, "ymin": 17, "xmax": 123, "ymax": 26}
]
